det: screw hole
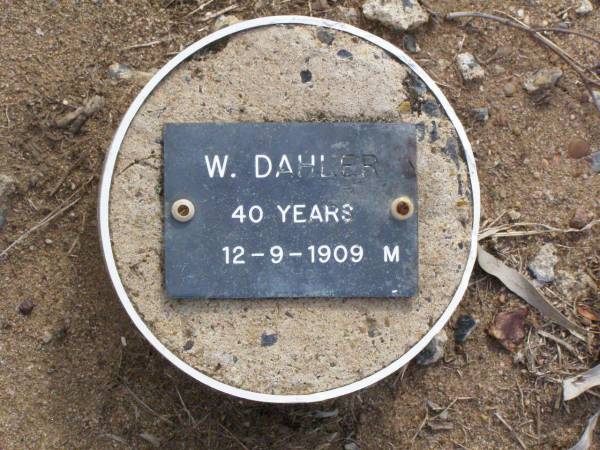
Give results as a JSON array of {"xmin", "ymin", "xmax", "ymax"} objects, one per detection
[
  {"xmin": 390, "ymin": 196, "xmax": 414, "ymax": 221},
  {"xmin": 396, "ymin": 200, "xmax": 410, "ymax": 216},
  {"xmin": 172, "ymin": 199, "xmax": 195, "ymax": 222},
  {"xmin": 177, "ymin": 204, "xmax": 189, "ymax": 216}
]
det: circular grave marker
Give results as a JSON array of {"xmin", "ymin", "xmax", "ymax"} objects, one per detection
[{"xmin": 99, "ymin": 16, "xmax": 480, "ymax": 403}]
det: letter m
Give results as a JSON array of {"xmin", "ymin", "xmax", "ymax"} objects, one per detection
[{"xmin": 383, "ymin": 245, "xmax": 400, "ymax": 262}]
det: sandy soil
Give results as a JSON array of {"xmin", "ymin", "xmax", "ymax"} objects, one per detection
[{"xmin": 0, "ymin": 0, "xmax": 598, "ymax": 449}]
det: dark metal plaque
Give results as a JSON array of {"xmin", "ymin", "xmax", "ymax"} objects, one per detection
[{"xmin": 163, "ymin": 123, "xmax": 417, "ymax": 299}]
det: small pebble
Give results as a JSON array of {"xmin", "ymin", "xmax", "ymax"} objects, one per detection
[
  {"xmin": 402, "ymin": 34, "xmax": 420, "ymax": 53},
  {"xmin": 592, "ymin": 90, "xmax": 600, "ymax": 111},
  {"xmin": 569, "ymin": 207, "xmax": 593, "ymax": 229},
  {"xmin": 211, "ymin": 14, "xmax": 240, "ymax": 32},
  {"xmin": 471, "ymin": 107, "xmax": 489, "ymax": 122},
  {"xmin": 416, "ymin": 330, "xmax": 447, "ymax": 365},
  {"xmin": 589, "ymin": 151, "xmax": 600, "ymax": 173},
  {"xmin": 456, "ymin": 52, "xmax": 485, "ymax": 82},
  {"xmin": 492, "ymin": 64, "xmax": 506, "ymax": 75},
  {"xmin": 576, "ymin": 0, "xmax": 593, "ymax": 15},
  {"xmin": 344, "ymin": 443, "xmax": 360, "ymax": 450},
  {"xmin": 44, "ymin": 238, "xmax": 53, "ymax": 245},
  {"xmin": 261, "ymin": 333, "xmax": 278, "ymax": 347},
  {"xmin": 107, "ymin": 63, "xmax": 133, "ymax": 80},
  {"xmin": 528, "ymin": 243, "xmax": 558, "ymax": 283},
  {"xmin": 503, "ymin": 82, "xmax": 516, "ymax": 97},
  {"xmin": 454, "ymin": 315, "xmax": 477, "ymax": 343},
  {"xmin": 567, "ymin": 138, "xmax": 591, "ymax": 159},
  {"xmin": 507, "ymin": 209, "xmax": 521, "ymax": 221},
  {"xmin": 18, "ymin": 299, "xmax": 35, "ymax": 316},
  {"xmin": 336, "ymin": 6, "xmax": 359, "ymax": 22},
  {"xmin": 523, "ymin": 67, "xmax": 562, "ymax": 94},
  {"xmin": 316, "ymin": 28, "xmax": 334, "ymax": 45},
  {"xmin": 336, "ymin": 49, "xmax": 353, "ymax": 60},
  {"xmin": 42, "ymin": 332, "xmax": 53, "ymax": 344},
  {"xmin": 300, "ymin": 70, "xmax": 312, "ymax": 83}
]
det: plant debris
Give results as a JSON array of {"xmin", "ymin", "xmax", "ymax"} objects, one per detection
[
  {"xmin": 478, "ymin": 246, "xmax": 587, "ymax": 338},
  {"xmin": 488, "ymin": 307, "xmax": 529, "ymax": 352},
  {"xmin": 54, "ymin": 95, "xmax": 104, "ymax": 133},
  {"xmin": 563, "ymin": 364, "xmax": 600, "ymax": 401},
  {"xmin": 568, "ymin": 409, "xmax": 600, "ymax": 450},
  {"xmin": 446, "ymin": 11, "xmax": 600, "ymax": 114}
]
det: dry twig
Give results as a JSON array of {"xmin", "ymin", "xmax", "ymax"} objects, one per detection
[
  {"xmin": 49, "ymin": 151, "xmax": 88, "ymax": 196},
  {"xmin": 123, "ymin": 384, "xmax": 175, "ymax": 426},
  {"xmin": 537, "ymin": 330, "xmax": 584, "ymax": 362},
  {"xmin": 198, "ymin": 4, "xmax": 239, "ymax": 23},
  {"xmin": 0, "ymin": 176, "xmax": 93, "ymax": 259},
  {"xmin": 478, "ymin": 246, "xmax": 587, "ymax": 338},
  {"xmin": 185, "ymin": 0, "xmax": 215, "ymax": 17},
  {"xmin": 479, "ymin": 220, "xmax": 600, "ymax": 241},
  {"xmin": 446, "ymin": 11, "xmax": 600, "ymax": 113},
  {"xmin": 410, "ymin": 409, "xmax": 429, "ymax": 448},
  {"xmin": 495, "ymin": 412, "xmax": 527, "ymax": 449}
]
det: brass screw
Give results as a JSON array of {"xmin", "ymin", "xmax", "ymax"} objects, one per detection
[{"xmin": 390, "ymin": 196, "xmax": 414, "ymax": 221}]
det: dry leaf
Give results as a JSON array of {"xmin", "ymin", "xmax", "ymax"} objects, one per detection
[
  {"xmin": 568, "ymin": 409, "xmax": 600, "ymax": 450},
  {"xmin": 477, "ymin": 246, "xmax": 587, "ymax": 339},
  {"xmin": 428, "ymin": 420, "xmax": 454, "ymax": 431},
  {"xmin": 577, "ymin": 306, "xmax": 599, "ymax": 322},
  {"xmin": 563, "ymin": 364, "xmax": 600, "ymax": 401},
  {"xmin": 488, "ymin": 307, "xmax": 528, "ymax": 352},
  {"xmin": 139, "ymin": 432, "xmax": 160, "ymax": 448}
]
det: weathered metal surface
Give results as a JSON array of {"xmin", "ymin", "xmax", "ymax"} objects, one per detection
[{"xmin": 163, "ymin": 122, "xmax": 417, "ymax": 299}]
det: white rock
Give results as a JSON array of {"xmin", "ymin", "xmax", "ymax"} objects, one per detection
[
  {"xmin": 528, "ymin": 243, "xmax": 558, "ymax": 283},
  {"xmin": 0, "ymin": 174, "xmax": 16, "ymax": 227},
  {"xmin": 362, "ymin": 0, "xmax": 429, "ymax": 31},
  {"xmin": 523, "ymin": 67, "xmax": 563, "ymax": 94},
  {"xmin": 576, "ymin": 0, "xmax": 593, "ymax": 15},
  {"xmin": 337, "ymin": 6, "xmax": 360, "ymax": 22},
  {"xmin": 456, "ymin": 52, "xmax": 485, "ymax": 82},
  {"xmin": 107, "ymin": 63, "xmax": 152, "ymax": 85},
  {"xmin": 591, "ymin": 90, "xmax": 600, "ymax": 111},
  {"xmin": 211, "ymin": 14, "xmax": 240, "ymax": 32}
]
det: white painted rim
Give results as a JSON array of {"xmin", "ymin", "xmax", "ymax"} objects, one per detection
[{"xmin": 98, "ymin": 16, "xmax": 481, "ymax": 404}]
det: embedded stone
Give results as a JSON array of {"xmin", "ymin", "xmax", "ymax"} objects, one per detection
[
  {"xmin": 362, "ymin": 0, "xmax": 429, "ymax": 31},
  {"xmin": 456, "ymin": 53, "xmax": 485, "ymax": 82}
]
